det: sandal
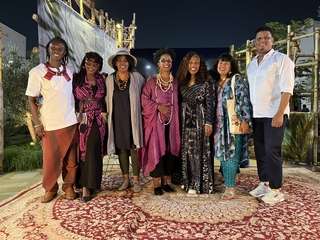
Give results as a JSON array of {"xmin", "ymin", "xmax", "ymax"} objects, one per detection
[{"xmin": 221, "ymin": 189, "xmax": 235, "ymax": 200}]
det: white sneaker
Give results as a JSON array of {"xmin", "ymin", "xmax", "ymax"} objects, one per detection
[
  {"xmin": 249, "ymin": 183, "xmax": 271, "ymax": 197},
  {"xmin": 188, "ymin": 189, "xmax": 197, "ymax": 195},
  {"xmin": 261, "ymin": 189, "xmax": 284, "ymax": 204}
]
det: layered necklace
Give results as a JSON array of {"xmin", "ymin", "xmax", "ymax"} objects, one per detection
[
  {"xmin": 155, "ymin": 73, "xmax": 174, "ymax": 125},
  {"xmin": 115, "ymin": 72, "xmax": 129, "ymax": 90},
  {"xmin": 156, "ymin": 73, "xmax": 173, "ymax": 92}
]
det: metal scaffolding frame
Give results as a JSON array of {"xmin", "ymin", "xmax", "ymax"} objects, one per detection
[{"xmin": 63, "ymin": 0, "xmax": 136, "ymax": 49}]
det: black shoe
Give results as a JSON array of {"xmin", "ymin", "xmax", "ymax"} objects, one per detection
[
  {"xmin": 154, "ymin": 187, "xmax": 163, "ymax": 195},
  {"xmin": 162, "ymin": 184, "xmax": 174, "ymax": 192},
  {"xmin": 81, "ymin": 195, "xmax": 91, "ymax": 203}
]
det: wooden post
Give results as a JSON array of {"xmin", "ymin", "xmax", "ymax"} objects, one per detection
[
  {"xmin": 312, "ymin": 28, "xmax": 320, "ymax": 171},
  {"xmin": 0, "ymin": 23, "xmax": 9, "ymax": 174}
]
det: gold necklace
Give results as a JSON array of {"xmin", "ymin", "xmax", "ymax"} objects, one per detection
[{"xmin": 219, "ymin": 77, "xmax": 227, "ymax": 87}]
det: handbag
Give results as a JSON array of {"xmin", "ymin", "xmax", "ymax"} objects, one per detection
[
  {"xmin": 76, "ymin": 100, "xmax": 87, "ymax": 133},
  {"xmin": 227, "ymin": 74, "xmax": 242, "ymax": 134}
]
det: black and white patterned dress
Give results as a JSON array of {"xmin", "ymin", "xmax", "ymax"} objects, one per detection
[{"xmin": 180, "ymin": 79, "xmax": 215, "ymax": 194}]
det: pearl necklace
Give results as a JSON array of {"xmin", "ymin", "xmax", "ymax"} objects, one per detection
[
  {"xmin": 155, "ymin": 77, "xmax": 174, "ymax": 125},
  {"xmin": 156, "ymin": 73, "xmax": 173, "ymax": 92},
  {"xmin": 115, "ymin": 72, "xmax": 129, "ymax": 90}
]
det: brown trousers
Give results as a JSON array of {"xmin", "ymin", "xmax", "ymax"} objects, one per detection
[{"xmin": 42, "ymin": 124, "xmax": 78, "ymax": 193}]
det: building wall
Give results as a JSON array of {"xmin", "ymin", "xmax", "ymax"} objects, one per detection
[{"xmin": 0, "ymin": 22, "xmax": 26, "ymax": 59}]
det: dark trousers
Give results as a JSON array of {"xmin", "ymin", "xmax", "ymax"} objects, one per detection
[
  {"xmin": 253, "ymin": 115, "xmax": 287, "ymax": 189},
  {"xmin": 150, "ymin": 124, "xmax": 174, "ymax": 178}
]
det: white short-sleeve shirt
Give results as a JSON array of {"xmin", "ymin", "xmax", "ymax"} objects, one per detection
[
  {"xmin": 25, "ymin": 63, "xmax": 77, "ymax": 131},
  {"xmin": 246, "ymin": 49, "xmax": 295, "ymax": 118}
]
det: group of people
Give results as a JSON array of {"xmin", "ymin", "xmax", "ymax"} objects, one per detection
[{"xmin": 25, "ymin": 25, "xmax": 295, "ymax": 205}]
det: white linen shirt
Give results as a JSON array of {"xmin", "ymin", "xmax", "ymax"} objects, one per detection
[
  {"xmin": 246, "ymin": 49, "xmax": 295, "ymax": 118},
  {"xmin": 25, "ymin": 63, "xmax": 77, "ymax": 131}
]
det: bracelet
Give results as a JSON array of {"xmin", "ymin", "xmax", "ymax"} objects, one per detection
[{"xmin": 34, "ymin": 123, "xmax": 43, "ymax": 128}]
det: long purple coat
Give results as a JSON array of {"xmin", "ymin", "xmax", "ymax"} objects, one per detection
[
  {"xmin": 73, "ymin": 73, "xmax": 106, "ymax": 161},
  {"xmin": 138, "ymin": 76, "xmax": 181, "ymax": 175}
]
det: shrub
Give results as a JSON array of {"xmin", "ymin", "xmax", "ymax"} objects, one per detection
[
  {"xmin": 282, "ymin": 112, "xmax": 314, "ymax": 164},
  {"xmin": 3, "ymin": 143, "xmax": 42, "ymax": 172}
]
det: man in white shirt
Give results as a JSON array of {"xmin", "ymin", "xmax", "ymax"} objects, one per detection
[
  {"xmin": 246, "ymin": 26, "xmax": 295, "ymax": 204},
  {"xmin": 25, "ymin": 37, "xmax": 78, "ymax": 203}
]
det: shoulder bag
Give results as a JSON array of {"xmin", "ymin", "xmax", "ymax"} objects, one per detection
[{"xmin": 227, "ymin": 74, "xmax": 242, "ymax": 134}]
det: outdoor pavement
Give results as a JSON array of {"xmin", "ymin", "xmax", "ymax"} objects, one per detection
[{"xmin": 0, "ymin": 169, "xmax": 43, "ymax": 203}]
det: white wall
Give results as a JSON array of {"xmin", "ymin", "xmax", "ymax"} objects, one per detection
[{"xmin": 0, "ymin": 22, "xmax": 26, "ymax": 59}]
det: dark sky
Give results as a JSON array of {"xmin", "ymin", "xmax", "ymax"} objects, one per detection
[{"xmin": 0, "ymin": 0, "xmax": 319, "ymax": 51}]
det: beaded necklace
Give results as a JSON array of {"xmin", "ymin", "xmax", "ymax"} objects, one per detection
[
  {"xmin": 155, "ymin": 75, "xmax": 174, "ymax": 125},
  {"xmin": 44, "ymin": 62, "xmax": 71, "ymax": 81},
  {"xmin": 156, "ymin": 73, "xmax": 173, "ymax": 92},
  {"xmin": 115, "ymin": 72, "xmax": 129, "ymax": 90}
]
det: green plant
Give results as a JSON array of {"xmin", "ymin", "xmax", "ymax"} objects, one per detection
[
  {"xmin": 3, "ymin": 143, "xmax": 42, "ymax": 172},
  {"xmin": 282, "ymin": 113, "xmax": 314, "ymax": 163}
]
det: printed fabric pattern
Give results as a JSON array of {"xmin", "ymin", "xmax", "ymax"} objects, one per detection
[
  {"xmin": 214, "ymin": 74, "xmax": 252, "ymax": 166},
  {"xmin": 73, "ymin": 73, "xmax": 107, "ymax": 161},
  {"xmin": 180, "ymin": 79, "xmax": 215, "ymax": 194}
]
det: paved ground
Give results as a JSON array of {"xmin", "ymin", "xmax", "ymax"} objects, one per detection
[{"xmin": 0, "ymin": 169, "xmax": 43, "ymax": 203}]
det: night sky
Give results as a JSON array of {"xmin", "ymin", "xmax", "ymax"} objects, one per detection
[{"xmin": 0, "ymin": 0, "xmax": 319, "ymax": 51}]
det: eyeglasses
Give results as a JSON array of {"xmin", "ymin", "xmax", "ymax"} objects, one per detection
[
  {"xmin": 159, "ymin": 59, "xmax": 172, "ymax": 63},
  {"xmin": 255, "ymin": 36, "xmax": 272, "ymax": 42},
  {"xmin": 85, "ymin": 60, "xmax": 99, "ymax": 68}
]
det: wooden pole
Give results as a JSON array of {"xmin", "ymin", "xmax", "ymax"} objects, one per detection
[{"xmin": 0, "ymin": 23, "xmax": 9, "ymax": 174}]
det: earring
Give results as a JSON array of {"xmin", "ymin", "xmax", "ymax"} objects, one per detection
[
  {"xmin": 82, "ymin": 66, "xmax": 85, "ymax": 69},
  {"xmin": 229, "ymin": 71, "xmax": 232, "ymax": 75}
]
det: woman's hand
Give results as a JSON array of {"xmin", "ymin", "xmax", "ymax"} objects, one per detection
[
  {"xmin": 157, "ymin": 103, "xmax": 171, "ymax": 117},
  {"xmin": 205, "ymin": 125, "xmax": 212, "ymax": 137},
  {"xmin": 240, "ymin": 121, "xmax": 250, "ymax": 134}
]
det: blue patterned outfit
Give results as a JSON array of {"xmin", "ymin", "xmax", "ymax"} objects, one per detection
[{"xmin": 213, "ymin": 74, "xmax": 252, "ymax": 188}]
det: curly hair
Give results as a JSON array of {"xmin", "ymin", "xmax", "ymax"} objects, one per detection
[
  {"xmin": 153, "ymin": 48, "xmax": 177, "ymax": 64},
  {"xmin": 111, "ymin": 55, "xmax": 135, "ymax": 72},
  {"xmin": 73, "ymin": 51, "xmax": 103, "ymax": 87},
  {"xmin": 176, "ymin": 52, "xmax": 210, "ymax": 85},
  {"xmin": 211, "ymin": 53, "xmax": 240, "ymax": 80},
  {"xmin": 45, "ymin": 36, "xmax": 69, "ymax": 64}
]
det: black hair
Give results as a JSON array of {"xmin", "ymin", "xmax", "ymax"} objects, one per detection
[
  {"xmin": 176, "ymin": 52, "xmax": 210, "ymax": 85},
  {"xmin": 73, "ymin": 51, "xmax": 103, "ymax": 87},
  {"xmin": 211, "ymin": 53, "xmax": 240, "ymax": 80},
  {"xmin": 153, "ymin": 48, "xmax": 177, "ymax": 64},
  {"xmin": 255, "ymin": 26, "xmax": 274, "ymax": 36},
  {"xmin": 111, "ymin": 55, "xmax": 135, "ymax": 72},
  {"xmin": 45, "ymin": 36, "xmax": 69, "ymax": 64}
]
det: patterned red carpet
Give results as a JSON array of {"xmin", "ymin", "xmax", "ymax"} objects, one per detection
[{"xmin": 0, "ymin": 167, "xmax": 320, "ymax": 240}]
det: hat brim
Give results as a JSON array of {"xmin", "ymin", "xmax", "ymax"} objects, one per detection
[{"xmin": 108, "ymin": 50, "xmax": 137, "ymax": 69}]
